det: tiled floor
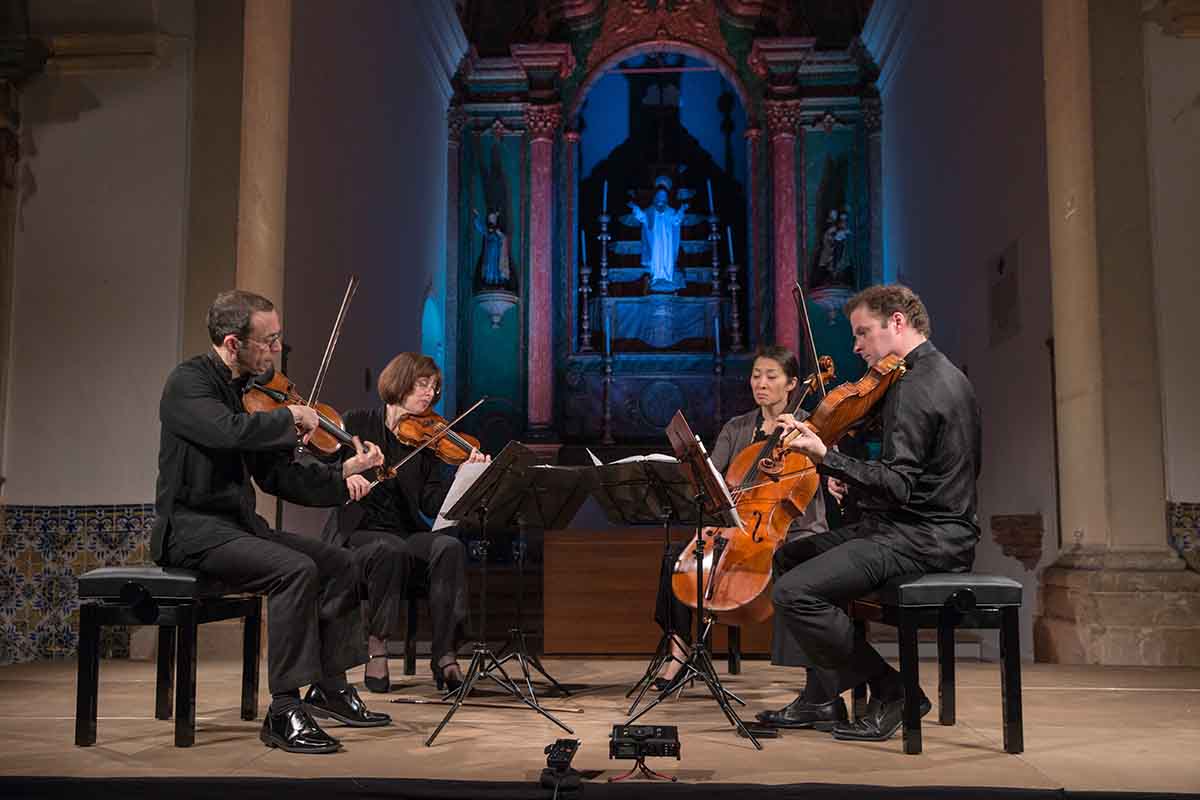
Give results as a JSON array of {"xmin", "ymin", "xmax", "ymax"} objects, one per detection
[{"xmin": 1, "ymin": 657, "xmax": 1197, "ymax": 793}]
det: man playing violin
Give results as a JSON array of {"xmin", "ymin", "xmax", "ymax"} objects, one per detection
[
  {"xmin": 652, "ymin": 344, "xmax": 833, "ymax": 690},
  {"xmin": 152, "ymin": 290, "xmax": 404, "ymax": 754},
  {"xmin": 758, "ymin": 284, "xmax": 981, "ymax": 742},
  {"xmin": 323, "ymin": 352, "xmax": 488, "ymax": 694}
]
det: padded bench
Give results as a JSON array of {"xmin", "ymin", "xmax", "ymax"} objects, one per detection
[
  {"xmin": 849, "ymin": 572, "xmax": 1023, "ymax": 755},
  {"xmin": 74, "ymin": 565, "xmax": 262, "ymax": 747}
]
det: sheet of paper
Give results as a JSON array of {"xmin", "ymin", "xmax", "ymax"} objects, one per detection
[
  {"xmin": 432, "ymin": 461, "xmax": 489, "ymax": 531},
  {"xmin": 586, "ymin": 447, "xmax": 677, "ymax": 466}
]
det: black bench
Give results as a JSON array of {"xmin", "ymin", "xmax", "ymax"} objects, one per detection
[
  {"xmin": 74, "ymin": 566, "xmax": 262, "ymax": 747},
  {"xmin": 849, "ymin": 572, "xmax": 1023, "ymax": 755}
]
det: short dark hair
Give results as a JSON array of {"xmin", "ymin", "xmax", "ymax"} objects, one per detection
[
  {"xmin": 844, "ymin": 283, "xmax": 932, "ymax": 337},
  {"xmin": 378, "ymin": 352, "xmax": 442, "ymax": 406},
  {"xmin": 207, "ymin": 290, "xmax": 275, "ymax": 345}
]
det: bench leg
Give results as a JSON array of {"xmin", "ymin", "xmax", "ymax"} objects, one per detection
[
  {"xmin": 1000, "ymin": 606, "xmax": 1024, "ymax": 754},
  {"xmin": 241, "ymin": 598, "xmax": 261, "ymax": 721},
  {"xmin": 174, "ymin": 604, "xmax": 198, "ymax": 747},
  {"xmin": 898, "ymin": 611, "xmax": 922, "ymax": 754},
  {"xmin": 404, "ymin": 599, "xmax": 418, "ymax": 676},
  {"xmin": 74, "ymin": 603, "xmax": 101, "ymax": 747},
  {"xmin": 937, "ymin": 611, "xmax": 956, "ymax": 725},
  {"xmin": 727, "ymin": 625, "xmax": 741, "ymax": 675},
  {"xmin": 156, "ymin": 626, "xmax": 176, "ymax": 720},
  {"xmin": 851, "ymin": 617, "xmax": 868, "ymax": 719}
]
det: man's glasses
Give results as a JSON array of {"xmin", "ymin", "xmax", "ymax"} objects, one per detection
[{"xmin": 243, "ymin": 332, "xmax": 283, "ymax": 349}]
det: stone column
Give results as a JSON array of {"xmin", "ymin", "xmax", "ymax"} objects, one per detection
[
  {"xmin": 236, "ymin": 0, "xmax": 291, "ymax": 307},
  {"xmin": 564, "ymin": 129, "xmax": 581, "ymax": 351},
  {"xmin": 863, "ymin": 97, "xmax": 884, "ymax": 285},
  {"xmin": 1035, "ymin": 0, "xmax": 1199, "ymax": 665},
  {"xmin": 443, "ymin": 107, "xmax": 467, "ymax": 415},
  {"xmin": 524, "ymin": 103, "xmax": 562, "ymax": 433},
  {"xmin": 765, "ymin": 100, "xmax": 802, "ymax": 354}
]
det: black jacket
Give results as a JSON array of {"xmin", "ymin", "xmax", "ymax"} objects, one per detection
[{"xmin": 152, "ymin": 352, "xmax": 349, "ymax": 563}]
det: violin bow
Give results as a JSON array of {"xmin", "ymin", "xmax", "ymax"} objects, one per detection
[
  {"xmin": 793, "ymin": 281, "xmax": 827, "ymax": 399},
  {"xmin": 308, "ymin": 275, "xmax": 360, "ymax": 408}
]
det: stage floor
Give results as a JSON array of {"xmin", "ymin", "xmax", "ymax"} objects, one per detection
[{"xmin": 1, "ymin": 656, "xmax": 1197, "ymax": 793}]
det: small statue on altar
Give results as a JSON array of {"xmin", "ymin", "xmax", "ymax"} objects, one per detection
[
  {"xmin": 627, "ymin": 176, "xmax": 688, "ymax": 292},
  {"xmin": 473, "ymin": 208, "xmax": 513, "ymax": 290},
  {"xmin": 812, "ymin": 207, "xmax": 853, "ymax": 287}
]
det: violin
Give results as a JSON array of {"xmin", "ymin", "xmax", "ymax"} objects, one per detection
[
  {"xmin": 671, "ymin": 353, "xmax": 906, "ymax": 626},
  {"xmin": 391, "ymin": 409, "xmax": 482, "ymax": 465},
  {"xmin": 242, "ymin": 368, "xmax": 357, "ymax": 455}
]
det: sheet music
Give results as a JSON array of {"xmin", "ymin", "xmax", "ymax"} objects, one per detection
[
  {"xmin": 432, "ymin": 462, "xmax": 489, "ymax": 531},
  {"xmin": 586, "ymin": 447, "xmax": 678, "ymax": 466}
]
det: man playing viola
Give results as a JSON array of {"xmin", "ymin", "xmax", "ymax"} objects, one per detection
[
  {"xmin": 757, "ymin": 284, "xmax": 982, "ymax": 742},
  {"xmin": 152, "ymin": 290, "xmax": 403, "ymax": 754}
]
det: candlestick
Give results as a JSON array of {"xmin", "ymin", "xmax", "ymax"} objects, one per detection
[
  {"xmin": 605, "ymin": 309, "xmax": 612, "ymax": 356},
  {"xmin": 727, "ymin": 225, "xmax": 735, "ymax": 264},
  {"xmin": 602, "ymin": 180, "xmax": 608, "ymax": 213},
  {"xmin": 706, "ymin": 179, "xmax": 715, "ymax": 213},
  {"xmin": 580, "ymin": 228, "xmax": 588, "ymax": 265},
  {"xmin": 714, "ymin": 315, "xmax": 721, "ymax": 356}
]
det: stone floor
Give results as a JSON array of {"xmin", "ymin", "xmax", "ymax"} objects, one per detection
[{"xmin": 1, "ymin": 656, "xmax": 1198, "ymax": 793}]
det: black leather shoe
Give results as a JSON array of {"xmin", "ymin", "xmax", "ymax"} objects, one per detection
[
  {"xmin": 832, "ymin": 690, "xmax": 932, "ymax": 741},
  {"xmin": 304, "ymin": 684, "xmax": 391, "ymax": 728},
  {"xmin": 755, "ymin": 695, "xmax": 849, "ymax": 731},
  {"xmin": 363, "ymin": 655, "xmax": 390, "ymax": 694},
  {"xmin": 259, "ymin": 705, "xmax": 340, "ymax": 754}
]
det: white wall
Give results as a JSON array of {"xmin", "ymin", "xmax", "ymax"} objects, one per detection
[
  {"xmin": 2, "ymin": 1, "xmax": 194, "ymax": 504},
  {"xmin": 1143, "ymin": 24, "xmax": 1200, "ymax": 504},
  {"xmin": 865, "ymin": 0, "xmax": 1055, "ymax": 657}
]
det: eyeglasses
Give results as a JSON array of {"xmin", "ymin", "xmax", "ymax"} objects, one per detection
[
  {"xmin": 243, "ymin": 332, "xmax": 283, "ymax": 349},
  {"xmin": 414, "ymin": 377, "xmax": 439, "ymax": 393}
]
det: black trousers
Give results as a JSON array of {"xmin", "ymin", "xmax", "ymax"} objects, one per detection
[
  {"xmin": 347, "ymin": 528, "xmax": 468, "ymax": 667},
  {"xmin": 772, "ymin": 525, "xmax": 927, "ymax": 697},
  {"xmin": 165, "ymin": 526, "xmax": 375, "ymax": 694}
]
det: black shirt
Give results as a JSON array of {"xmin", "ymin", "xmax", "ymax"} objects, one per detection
[
  {"xmin": 152, "ymin": 352, "xmax": 349, "ymax": 562},
  {"xmin": 817, "ymin": 341, "xmax": 982, "ymax": 571}
]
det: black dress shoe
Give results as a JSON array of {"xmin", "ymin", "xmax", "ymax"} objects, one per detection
[
  {"xmin": 259, "ymin": 705, "xmax": 340, "ymax": 754},
  {"xmin": 304, "ymin": 684, "xmax": 391, "ymax": 728},
  {"xmin": 832, "ymin": 690, "xmax": 932, "ymax": 741},
  {"xmin": 755, "ymin": 695, "xmax": 849, "ymax": 731}
]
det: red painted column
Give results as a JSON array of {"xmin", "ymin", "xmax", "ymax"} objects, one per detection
[
  {"xmin": 767, "ymin": 100, "xmax": 802, "ymax": 354},
  {"xmin": 524, "ymin": 103, "xmax": 562, "ymax": 432},
  {"xmin": 744, "ymin": 126, "xmax": 763, "ymax": 343}
]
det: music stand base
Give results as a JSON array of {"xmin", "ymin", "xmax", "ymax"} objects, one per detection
[
  {"xmin": 608, "ymin": 757, "xmax": 678, "ymax": 783},
  {"xmin": 489, "ymin": 627, "xmax": 571, "ymax": 700}
]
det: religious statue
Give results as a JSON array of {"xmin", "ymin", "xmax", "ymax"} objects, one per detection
[
  {"xmin": 473, "ymin": 208, "xmax": 513, "ymax": 290},
  {"xmin": 812, "ymin": 207, "xmax": 853, "ymax": 287},
  {"xmin": 627, "ymin": 176, "xmax": 688, "ymax": 292}
]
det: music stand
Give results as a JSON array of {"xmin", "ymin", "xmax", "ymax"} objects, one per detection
[
  {"xmin": 424, "ymin": 442, "xmax": 575, "ymax": 746},
  {"xmin": 587, "ymin": 454, "xmax": 703, "ymax": 715},
  {"xmin": 483, "ymin": 461, "xmax": 594, "ymax": 702},
  {"xmin": 624, "ymin": 412, "xmax": 764, "ymax": 750}
]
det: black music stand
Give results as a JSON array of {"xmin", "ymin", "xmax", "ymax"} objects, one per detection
[
  {"xmin": 483, "ymin": 461, "xmax": 594, "ymax": 702},
  {"xmin": 588, "ymin": 454, "xmax": 702, "ymax": 715},
  {"xmin": 423, "ymin": 442, "xmax": 575, "ymax": 746},
  {"xmin": 624, "ymin": 412, "xmax": 764, "ymax": 750}
]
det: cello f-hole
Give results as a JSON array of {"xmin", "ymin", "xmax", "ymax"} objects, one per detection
[{"xmin": 748, "ymin": 511, "xmax": 765, "ymax": 544}]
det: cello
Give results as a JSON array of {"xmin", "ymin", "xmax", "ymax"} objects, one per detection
[{"xmin": 671, "ymin": 285, "xmax": 907, "ymax": 626}]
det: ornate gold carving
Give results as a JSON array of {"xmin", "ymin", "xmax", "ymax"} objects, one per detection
[
  {"xmin": 586, "ymin": 0, "xmax": 736, "ymax": 78},
  {"xmin": 764, "ymin": 100, "xmax": 801, "ymax": 138},
  {"xmin": 525, "ymin": 103, "xmax": 563, "ymax": 142}
]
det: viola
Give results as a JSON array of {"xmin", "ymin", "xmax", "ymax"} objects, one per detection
[
  {"xmin": 671, "ymin": 353, "xmax": 906, "ymax": 626},
  {"xmin": 242, "ymin": 368, "xmax": 358, "ymax": 455},
  {"xmin": 391, "ymin": 409, "xmax": 482, "ymax": 466}
]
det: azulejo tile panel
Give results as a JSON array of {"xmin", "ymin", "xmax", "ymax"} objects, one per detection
[{"xmin": 0, "ymin": 503, "xmax": 154, "ymax": 666}]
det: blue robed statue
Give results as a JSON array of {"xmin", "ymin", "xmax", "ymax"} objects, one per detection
[
  {"xmin": 627, "ymin": 176, "xmax": 688, "ymax": 292},
  {"xmin": 472, "ymin": 208, "xmax": 512, "ymax": 290}
]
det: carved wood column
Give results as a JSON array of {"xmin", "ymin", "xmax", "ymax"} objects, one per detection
[
  {"xmin": 766, "ymin": 100, "xmax": 802, "ymax": 354},
  {"xmin": 744, "ymin": 126, "xmax": 764, "ymax": 343},
  {"xmin": 444, "ymin": 107, "xmax": 467, "ymax": 414},
  {"xmin": 524, "ymin": 103, "xmax": 562, "ymax": 433},
  {"xmin": 864, "ymin": 98, "xmax": 884, "ymax": 284}
]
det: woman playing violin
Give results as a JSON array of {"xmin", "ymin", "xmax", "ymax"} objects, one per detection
[
  {"xmin": 322, "ymin": 352, "xmax": 488, "ymax": 694},
  {"xmin": 652, "ymin": 344, "xmax": 836, "ymax": 689}
]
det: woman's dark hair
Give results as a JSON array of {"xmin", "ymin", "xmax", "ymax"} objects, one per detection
[
  {"xmin": 752, "ymin": 344, "xmax": 802, "ymax": 405},
  {"xmin": 378, "ymin": 352, "xmax": 442, "ymax": 406}
]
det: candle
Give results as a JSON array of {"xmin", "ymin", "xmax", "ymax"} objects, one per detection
[
  {"xmin": 605, "ymin": 310, "xmax": 612, "ymax": 356},
  {"xmin": 727, "ymin": 225, "xmax": 735, "ymax": 263},
  {"xmin": 706, "ymin": 179, "xmax": 715, "ymax": 213},
  {"xmin": 580, "ymin": 228, "xmax": 588, "ymax": 265},
  {"xmin": 714, "ymin": 315, "xmax": 721, "ymax": 356},
  {"xmin": 602, "ymin": 180, "xmax": 608, "ymax": 213}
]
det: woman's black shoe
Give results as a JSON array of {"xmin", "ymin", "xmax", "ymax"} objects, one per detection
[
  {"xmin": 363, "ymin": 655, "xmax": 390, "ymax": 693},
  {"xmin": 434, "ymin": 661, "xmax": 464, "ymax": 692},
  {"xmin": 651, "ymin": 666, "xmax": 692, "ymax": 693}
]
